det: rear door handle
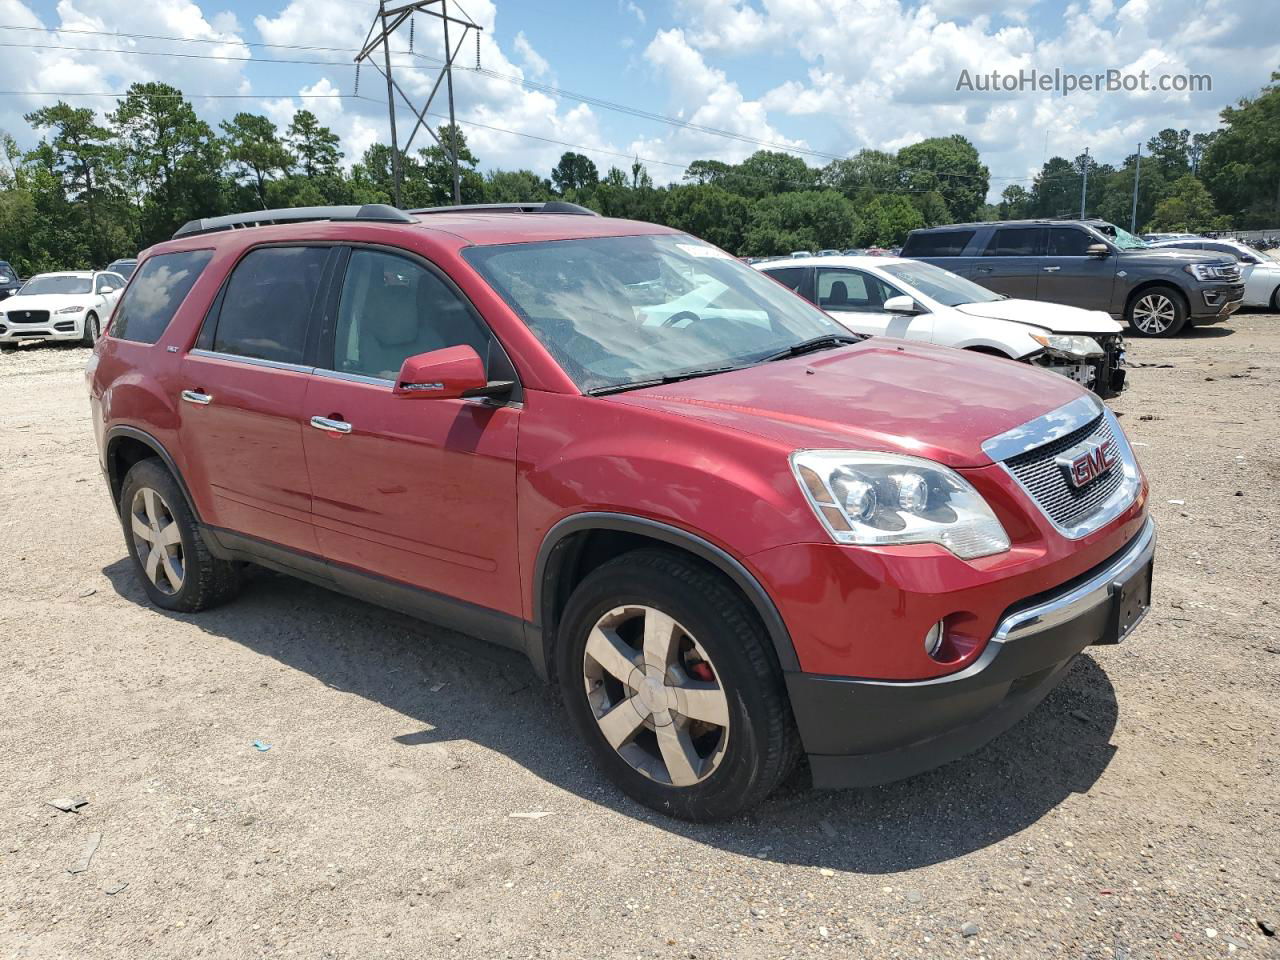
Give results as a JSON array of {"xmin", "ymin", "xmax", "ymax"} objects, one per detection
[
  {"xmin": 181, "ymin": 390, "xmax": 212, "ymax": 405},
  {"xmin": 1043, "ymin": 266, "xmax": 1061, "ymax": 272},
  {"xmin": 310, "ymin": 415, "xmax": 352, "ymax": 434}
]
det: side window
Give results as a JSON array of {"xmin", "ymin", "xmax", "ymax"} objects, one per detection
[
  {"xmin": 816, "ymin": 269, "xmax": 897, "ymax": 311},
  {"xmin": 211, "ymin": 247, "xmax": 328, "ymax": 364},
  {"xmin": 1047, "ymin": 228, "xmax": 1092, "ymax": 257},
  {"xmin": 762, "ymin": 267, "xmax": 806, "ymax": 293},
  {"xmin": 109, "ymin": 250, "xmax": 213, "ymax": 344},
  {"xmin": 94, "ymin": 276, "xmax": 110, "ymax": 294},
  {"xmin": 901, "ymin": 230, "xmax": 975, "ymax": 258},
  {"xmin": 983, "ymin": 228, "xmax": 1045, "ymax": 257},
  {"xmin": 329, "ymin": 249, "xmax": 490, "ymax": 381}
]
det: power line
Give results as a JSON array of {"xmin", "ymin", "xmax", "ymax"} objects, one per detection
[{"xmin": 0, "ymin": 38, "xmax": 421, "ymax": 70}]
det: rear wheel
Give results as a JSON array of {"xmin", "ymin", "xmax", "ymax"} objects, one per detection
[
  {"xmin": 1126, "ymin": 286, "xmax": 1187, "ymax": 337},
  {"xmin": 556, "ymin": 549, "xmax": 799, "ymax": 821},
  {"xmin": 120, "ymin": 458, "xmax": 240, "ymax": 612},
  {"xmin": 1271, "ymin": 285, "xmax": 1280, "ymax": 312},
  {"xmin": 80, "ymin": 312, "xmax": 99, "ymax": 346}
]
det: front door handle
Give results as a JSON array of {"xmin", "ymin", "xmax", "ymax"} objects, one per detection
[
  {"xmin": 1043, "ymin": 266, "xmax": 1061, "ymax": 272},
  {"xmin": 181, "ymin": 389, "xmax": 212, "ymax": 405},
  {"xmin": 975, "ymin": 267, "xmax": 993, "ymax": 274},
  {"xmin": 310, "ymin": 415, "xmax": 352, "ymax": 434}
]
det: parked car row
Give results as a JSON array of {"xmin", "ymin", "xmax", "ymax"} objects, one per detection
[
  {"xmin": 87, "ymin": 202, "xmax": 1155, "ymax": 821},
  {"xmin": 0, "ymin": 270, "xmax": 129, "ymax": 350}
]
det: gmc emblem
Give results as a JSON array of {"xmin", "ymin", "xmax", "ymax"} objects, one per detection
[{"xmin": 1056, "ymin": 436, "xmax": 1119, "ymax": 488}]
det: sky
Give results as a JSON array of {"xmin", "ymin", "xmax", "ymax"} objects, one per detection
[{"xmin": 0, "ymin": 0, "xmax": 1276, "ymax": 200}]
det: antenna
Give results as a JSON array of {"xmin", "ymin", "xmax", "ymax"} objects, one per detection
[{"xmin": 354, "ymin": 0, "xmax": 483, "ymax": 207}]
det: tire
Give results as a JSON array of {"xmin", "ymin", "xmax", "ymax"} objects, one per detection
[
  {"xmin": 0, "ymin": 343, "xmax": 15, "ymax": 353},
  {"xmin": 1271, "ymin": 285, "xmax": 1280, "ymax": 313},
  {"xmin": 80, "ymin": 311, "xmax": 99, "ymax": 347},
  {"xmin": 119, "ymin": 458, "xmax": 240, "ymax": 612},
  {"xmin": 556, "ymin": 549, "xmax": 799, "ymax": 821},
  {"xmin": 1126, "ymin": 286, "xmax": 1187, "ymax": 337}
]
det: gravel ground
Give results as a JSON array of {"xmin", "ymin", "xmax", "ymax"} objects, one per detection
[{"xmin": 1, "ymin": 315, "xmax": 1278, "ymax": 960}]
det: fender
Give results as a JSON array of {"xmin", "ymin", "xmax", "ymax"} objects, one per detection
[
  {"xmin": 104, "ymin": 425, "xmax": 201, "ymax": 522},
  {"xmin": 531, "ymin": 512, "xmax": 800, "ymax": 677}
]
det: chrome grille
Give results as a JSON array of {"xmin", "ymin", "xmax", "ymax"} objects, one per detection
[{"xmin": 1005, "ymin": 415, "xmax": 1124, "ymax": 529}]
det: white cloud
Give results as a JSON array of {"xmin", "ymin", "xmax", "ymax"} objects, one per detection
[
  {"xmin": 621, "ymin": 0, "xmax": 647, "ymax": 25},
  {"xmin": 512, "ymin": 31, "xmax": 550, "ymax": 79}
]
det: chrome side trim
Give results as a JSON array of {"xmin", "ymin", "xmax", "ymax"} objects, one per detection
[
  {"xmin": 189, "ymin": 348, "xmax": 314, "ymax": 375},
  {"xmin": 311, "ymin": 368, "xmax": 394, "ymax": 387},
  {"xmin": 981, "ymin": 393, "xmax": 1102, "ymax": 463},
  {"xmin": 997, "ymin": 516, "xmax": 1155, "ymax": 642}
]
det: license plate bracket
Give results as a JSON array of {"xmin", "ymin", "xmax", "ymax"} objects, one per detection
[{"xmin": 1100, "ymin": 559, "xmax": 1153, "ymax": 644}]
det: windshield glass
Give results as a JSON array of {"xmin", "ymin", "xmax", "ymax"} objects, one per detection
[
  {"xmin": 21, "ymin": 275, "xmax": 91, "ymax": 295},
  {"xmin": 107, "ymin": 260, "xmax": 137, "ymax": 279},
  {"xmin": 879, "ymin": 261, "xmax": 1004, "ymax": 307},
  {"xmin": 1108, "ymin": 225, "xmax": 1148, "ymax": 249},
  {"xmin": 464, "ymin": 233, "xmax": 846, "ymax": 393}
]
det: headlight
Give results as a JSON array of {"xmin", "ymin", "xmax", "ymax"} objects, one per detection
[
  {"xmin": 791, "ymin": 451, "xmax": 1011, "ymax": 560},
  {"xmin": 1030, "ymin": 334, "xmax": 1104, "ymax": 358},
  {"xmin": 1184, "ymin": 262, "xmax": 1234, "ymax": 282},
  {"xmin": 55, "ymin": 305, "xmax": 85, "ymax": 314}
]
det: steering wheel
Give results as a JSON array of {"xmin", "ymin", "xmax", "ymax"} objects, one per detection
[{"xmin": 661, "ymin": 310, "xmax": 702, "ymax": 328}]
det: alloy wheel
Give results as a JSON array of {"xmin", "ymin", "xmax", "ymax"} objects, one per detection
[
  {"xmin": 129, "ymin": 487, "xmax": 185, "ymax": 595},
  {"xmin": 582, "ymin": 604, "xmax": 730, "ymax": 787},
  {"xmin": 1132, "ymin": 294, "xmax": 1176, "ymax": 334}
]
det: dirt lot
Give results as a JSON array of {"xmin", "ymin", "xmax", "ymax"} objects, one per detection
[{"xmin": 2, "ymin": 315, "xmax": 1278, "ymax": 960}]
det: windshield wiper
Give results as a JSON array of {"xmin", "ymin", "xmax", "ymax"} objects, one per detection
[
  {"xmin": 760, "ymin": 333, "xmax": 861, "ymax": 362},
  {"xmin": 587, "ymin": 365, "xmax": 741, "ymax": 396}
]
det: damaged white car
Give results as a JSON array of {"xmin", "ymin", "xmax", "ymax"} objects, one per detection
[{"xmin": 757, "ymin": 256, "xmax": 1126, "ymax": 397}]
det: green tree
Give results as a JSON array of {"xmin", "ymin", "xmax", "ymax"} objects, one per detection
[
  {"xmin": 220, "ymin": 113, "xmax": 292, "ymax": 206},
  {"xmin": 285, "ymin": 109, "xmax": 342, "ymax": 179},
  {"xmin": 897, "ymin": 136, "xmax": 988, "ymax": 222},
  {"xmin": 1201, "ymin": 70, "xmax": 1280, "ymax": 226},
  {"xmin": 742, "ymin": 190, "xmax": 859, "ymax": 256},
  {"xmin": 1146, "ymin": 175, "xmax": 1230, "ymax": 232},
  {"xmin": 997, "ymin": 184, "xmax": 1032, "ymax": 219},
  {"xmin": 551, "ymin": 152, "xmax": 599, "ymax": 194},
  {"xmin": 660, "ymin": 184, "xmax": 750, "ymax": 252},
  {"xmin": 483, "ymin": 169, "xmax": 552, "ymax": 202},
  {"xmin": 418, "ymin": 124, "xmax": 483, "ymax": 205},
  {"xmin": 820, "ymin": 149, "xmax": 901, "ymax": 197},
  {"xmin": 856, "ymin": 194, "xmax": 924, "ymax": 246},
  {"xmin": 733, "ymin": 150, "xmax": 816, "ymax": 197}
]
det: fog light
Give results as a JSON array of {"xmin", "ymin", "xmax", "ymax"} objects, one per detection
[{"xmin": 923, "ymin": 620, "xmax": 944, "ymax": 658}]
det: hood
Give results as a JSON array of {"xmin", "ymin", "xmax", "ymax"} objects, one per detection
[
  {"xmin": 953, "ymin": 299, "xmax": 1121, "ymax": 334},
  {"xmin": 1, "ymin": 293, "xmax": 92, "ymax": 311},
  {"xmin": 1120, "ymin": 247, "xmax": 1235, "ymax": 267},
  {"xmin": 609, "ymin": 339, "xmax": 1087, "ymax": 468}
]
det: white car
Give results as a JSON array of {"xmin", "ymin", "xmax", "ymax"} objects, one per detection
[
  {"xmin": 756, "ymin": 255, "xmax": 1127, "ymax": 397},
  {"xmin": 0, "ymin": 270, "xmax": 127, "ymax": 350},
  {"xmin": 1150, "ymin": 238, "xmax": 1280, "ymax": 309}
]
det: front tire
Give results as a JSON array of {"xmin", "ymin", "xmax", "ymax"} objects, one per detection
[
  {"xmin": 80, "ymin": 311, "xmax": 99, "ymax": 346},
  {"xmin": 1271, "ymin": 285, "xmax": 1280, "ymax": 312},
  {"xmin": 1126, "ymin": 286, "xmax": 1187, "ymax": 337},
  {"xmin": 119, "ymin": 458, "xmax": 240, "ymax": 612},
  {"xmin": 556, "ymin": 549, "xmax": 799, "ymax": 821}
]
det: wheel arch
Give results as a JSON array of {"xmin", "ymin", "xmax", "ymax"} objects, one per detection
[
  {"xmin": 530, "ymin": 513, "xmax": 800, "ymax": 682},
  {"xmin": 105, "ymin": 426, "xmax": 200, "ymax": 521},
  {"xmin": 1125, "ymin": 279, "xmax": 1189, "ymax": 315}
]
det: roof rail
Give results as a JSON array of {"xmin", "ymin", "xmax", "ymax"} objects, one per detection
[
  {"xmin": 409, "ymin": 201, "xmax": 600, "ymax": 217},
  {"xmin": 172, "ymin": 203, "xmax": 414, "ymax": 239}
]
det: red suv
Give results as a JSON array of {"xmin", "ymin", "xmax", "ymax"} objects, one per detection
[{"xmin": 88, "ymin": 202, "xmax": 1154, "ymax": 821}]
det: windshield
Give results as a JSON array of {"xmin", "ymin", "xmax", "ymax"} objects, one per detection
[
  {"xmin": 21, "ymin": 275, "xmax": 91, "ymax": 295},
  {"xmin": 879, "ymin": 261, "xmax": 1004, "ymax": 307},
  {"xmin": 1108, "ymin": 225, "xmax": 1148, "ymax": 249},
  {"xmin": 464, "ymin": 233, "xmax": 846, "ymax": 393},
  {"xmin": 108, "ymin": 260, "xmax": 137, "ymax": 279}
]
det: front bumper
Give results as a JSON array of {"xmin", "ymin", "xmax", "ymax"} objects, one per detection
[
  {"xmin": 0, "ymin": 315, "xmax": 83, "ymax": 341},
  {"xmin": 787, "ymin": 516, "xmax": 1155, "ymax": 789},
  {"xmin": 1190, "ymin": 283, "xmax": 1244, "ymax": 323}
]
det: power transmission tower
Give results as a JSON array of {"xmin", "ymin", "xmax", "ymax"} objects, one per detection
[
  {"xmin": 1130, "ymin": 143, "xmax": 1142, "ymax": 233},
  {"xmin": 355, "ymin": 0, "xmax": 483, "ymax": 208},
  {"xmin": 1079, "ymin": 146, "xmax": 1090, "ymax": 219}
]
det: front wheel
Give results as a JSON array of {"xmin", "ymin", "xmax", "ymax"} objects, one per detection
[
  {"xmin": 556, "ymin": 549, "xmax": 799, "ymax": 821},
  {"xmin": 80, "ymin": 311, "xmax": 99, "ymax": 346},
  {"xmin": 1126, "ymin": 286, "xmax": 1187, "ymax": 337}
]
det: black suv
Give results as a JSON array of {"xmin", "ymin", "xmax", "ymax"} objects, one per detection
[
  {"xmin": 0, "ymin": 261, "xmax": 22, "ymax": 301},
  {"xmin": 901, "ymin": 219, "xmax": 1244, "ymax": 337}
]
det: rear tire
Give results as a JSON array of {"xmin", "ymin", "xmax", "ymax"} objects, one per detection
[
  {"xmin": 556, "ymin": 549, "xmax": 799, "ymax": 821},
  {"xmin": 1271, "ymin": 285, "xmax": 1280, "ymax": 312},
  {"xmin": 1126, "ymin": 286, "xmax": 1187, "ymax": 337},
  {"xmin": 80, "ymin": 312, "xmax": 99, "ymax": 346},
  {"xmin": 119, "ymin": 458, "xmax": 240, "ymax": 612}
]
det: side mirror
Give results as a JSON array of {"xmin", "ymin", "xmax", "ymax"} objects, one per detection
[
  {"xmin": 1086, "ymin": 243, "xmax": 1110, "ymax": 258},
  {"xmin": 393, "ymin": 344, "xmax": 513, "ymax": 401},
  {"xmin": 883, "ymin": 295, "xmax": 922, "ymax": 315}
]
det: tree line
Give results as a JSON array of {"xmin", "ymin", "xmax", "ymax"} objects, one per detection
[{"xmin": 0, "ymin": 70, "xmax": 1276, "ymax": 276}]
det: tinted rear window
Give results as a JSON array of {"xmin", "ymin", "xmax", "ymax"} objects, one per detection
[
  {"xmin": 210, "ymin": 247, "xmax": 328, "ymax": 364},
  {"xmin": 983, "ymin": 227, "xmax": 1045, "ymax": 257},
  {"xmin": 1047, "ymin": 227, "xmax": 1092, "ymax": 257},
  {"xmin": 110, "ymin": 250, "xmax": 213, "ymax": 344},
  {"xmin": 901, "ymin": 230, "xmax": 975, "ymax": 258},
  {"xmin": 762, "ymin": 266, "xmax": 806, "ymax": 292}
]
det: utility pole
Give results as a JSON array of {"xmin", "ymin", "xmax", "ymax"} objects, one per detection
[
  {"xmin": 1079, "ymin": 146, "xmax": 1090, "ymax": 220},
  {"xmin": 355, "ymin": 0, "xmax": 482, "ymax": 208},
  {"xmin": 1130, "ymin": 143, "xmax": 1142, "ymax": 233}
]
